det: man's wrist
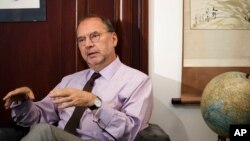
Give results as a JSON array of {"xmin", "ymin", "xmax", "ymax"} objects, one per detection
[
  {"xmin": 89, "ymin": 96, "xmax": 102, "ymax": 110},
  {"xmin": 11, "ymin": 94, "xmax": 27, "ymax": 105}
]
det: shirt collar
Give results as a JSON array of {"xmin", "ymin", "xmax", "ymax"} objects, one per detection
[{"xmin": 89, "ymin": 57, "xmax": 122, "ymax": 80}]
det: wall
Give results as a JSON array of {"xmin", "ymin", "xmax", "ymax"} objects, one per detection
[{"xmin": 149, "ymin": 0, "xmax": 218, "ymax": 141}]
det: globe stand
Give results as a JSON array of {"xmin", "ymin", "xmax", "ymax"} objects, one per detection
[{"xmin": 217, "ymin": 135, "xmax": 227, "ymax": 141}]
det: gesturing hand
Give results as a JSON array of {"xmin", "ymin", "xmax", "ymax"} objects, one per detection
[
  {"xmin": 3, "ymin": 86, "xmax": 35, "ymax": 109},
  {"xmin": 49, "ymin": 88, "xmax": 96, "ymax": 109}
]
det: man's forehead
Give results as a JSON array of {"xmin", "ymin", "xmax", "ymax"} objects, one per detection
[
  {"xmin": 78, "ymin": 18, "xmax": 106, "ymax": 32},
  {"xmin": 80, "ymin": 17, "xmax": 104, "ymax": 26}
]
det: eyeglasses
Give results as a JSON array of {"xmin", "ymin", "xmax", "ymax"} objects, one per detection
[{"xmin": 77, "ymin": 31, "xmax": 111, "ymax": 46}]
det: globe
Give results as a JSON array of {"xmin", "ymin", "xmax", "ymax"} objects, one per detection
[{"xmin": 200, "ymin": 71, "xmax": 250, "ymax": 137}]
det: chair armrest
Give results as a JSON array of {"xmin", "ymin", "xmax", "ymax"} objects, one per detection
[
  {"xmin": 135, "ymin": 123, "xmax": 170, "ymax": 141},
  {"xmin": 0, "ymin": 126, "xmax": 29, "ymax": 141}
]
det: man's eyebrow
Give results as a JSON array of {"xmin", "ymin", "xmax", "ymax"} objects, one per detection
[
  {"xmin": 77, "ymin": 36, "xmax": 85, "ymax": 39},
  {"xmin": 77, "ymin": 31, "xmax": 98, "ymax": 38}
]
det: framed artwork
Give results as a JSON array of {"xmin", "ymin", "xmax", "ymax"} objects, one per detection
[
  {"xmin": 190, "ymin": 0, "xmax": 250, "ymax": 30},
  {"xmin": 0, "ymin": 0, "xmax": 46, "ymax": 22},
  {"xmin": 173, "ymin": 0, "xmax": 250, "ymax": 104}
]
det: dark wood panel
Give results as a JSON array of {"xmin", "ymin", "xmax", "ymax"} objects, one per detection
[
  {"xmin": 77, "ymin": 0, "xmax": 115, "ymax": 22},
  {"xmin": 0, "ymin": 0, "xmax": 76, "ymax": 125},
  {"xmin": 88, "ymin": 0, "xmax": 115, "ymax": 19},
  {"xmin": 61, "ymin": 0, "xmax": 78, "ymax": 75},
  {"xmin": 117, "ymin": 0, "xmax": 133, "ymax": 69},
  {"xmin": 118, "ymin": 0, "xmax": 148, "ymax": 74},
  {"xmin": 138, "ymin": 0, "xmax": 149, "ymax": 74}
]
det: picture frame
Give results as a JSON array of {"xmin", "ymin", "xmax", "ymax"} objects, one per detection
[
  {"xmin": 0, "ymin": 0, "xmax": 46, "ymax": 22},
  {"xmin": 173, "ymin": 0, "xmax": 250, "ymax": 104}
]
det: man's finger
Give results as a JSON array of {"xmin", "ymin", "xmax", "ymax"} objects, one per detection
[
  {"xmin": 4, "ymin": 99, "xmax": 11, "ymax": 109},
  {"xmin": 3, "ymin": 91, "xmax": 14, "ymax": 100},
  {"xmin": 53, "ymin": 97, "xmax": 71, "ymax": 104},
  {"xmin": 58, "ymin": 101, "xmax": 74, "ymax": 109},
  {"xmin": 49, "ymin": 89, "xmax": 72, "ymax": 98}
]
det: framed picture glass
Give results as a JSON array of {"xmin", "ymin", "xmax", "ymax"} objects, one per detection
[{"xmin": 0, "ymin": 0, "xmax": 46, "ymax": 22}]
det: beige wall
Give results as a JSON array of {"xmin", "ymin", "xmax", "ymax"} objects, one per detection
[{"xmin": 148, "ymin": 0, "xmax": 219, "ymax": 141}]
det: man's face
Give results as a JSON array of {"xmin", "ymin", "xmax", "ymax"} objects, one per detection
[{"xmin": 77, "ymin": 17, "xmax": 118, "ymax": 71}]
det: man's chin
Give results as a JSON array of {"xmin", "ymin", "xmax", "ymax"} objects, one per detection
[
  {"xmin": 87, "ymin": 57, "xmax": 98, "ymax": 63},
  {"xmin": 86, "ymin": 56, "xmax": 106, "ymax": 67},
  {"xmin": 87, "ymin": 60, "xmax": 102, "ymax": 66}
]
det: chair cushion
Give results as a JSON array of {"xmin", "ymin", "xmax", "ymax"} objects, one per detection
[{"xmin": 135, "ymin": 124, "xmax": 170, "ymax": 141}]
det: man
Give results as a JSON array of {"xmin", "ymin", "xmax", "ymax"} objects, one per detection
[{"xmin": 3, "ymin": 15, "xmax": 153, "ymax": 141}]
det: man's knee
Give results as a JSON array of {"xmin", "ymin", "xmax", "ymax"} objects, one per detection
[
  {"xmin": 21, "ymin": 123, "xmax": 55, "ymax": 141},
  {"xmin": 30, "ymin": 123, "xmax": 52, "ymax": 133}
]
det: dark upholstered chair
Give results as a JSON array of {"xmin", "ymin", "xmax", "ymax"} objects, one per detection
[
  {"xmin": 135, "ymin": 124, "xmax": 170, "ymax": 141},
  {"xmin": 0, "ymin": 123, "xmax": 170, "ymax": 141},
  {"xmin": 0, "ymin": 125, "xmax": 29, "ymax": 141}
]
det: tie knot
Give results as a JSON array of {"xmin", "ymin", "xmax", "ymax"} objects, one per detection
[
  {"xmin": 88, "ymin": 72, "xmax": 101, "ymax": 86},
  {"xmin": 91, "ymin": 72, "xmax": 101, "ymax": 80}
]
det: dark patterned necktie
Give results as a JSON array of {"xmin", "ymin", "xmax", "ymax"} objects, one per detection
[{"xmin": 64, "ymin": 72, "xmax": 101, "ymax": 135}]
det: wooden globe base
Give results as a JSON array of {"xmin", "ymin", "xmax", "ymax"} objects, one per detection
[{"xmin": 218, "ymin": 135, "xmax": 227, "ymax": 141}]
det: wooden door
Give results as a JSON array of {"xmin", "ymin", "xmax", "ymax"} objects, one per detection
[{"xmin": 0, "ymin": 0, "xmax": 148, "ymax": 126}]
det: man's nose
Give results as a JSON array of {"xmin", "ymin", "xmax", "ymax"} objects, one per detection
[{"xmin": 85, "ymin": 37, "xmax": 94, "ymax": 47}]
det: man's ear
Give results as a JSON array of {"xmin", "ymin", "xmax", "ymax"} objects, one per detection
[{"xmin": 112, "ymin": 32, "xmax": 118, "ymax": 47}]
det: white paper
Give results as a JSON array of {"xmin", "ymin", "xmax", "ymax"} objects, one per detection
[
  {"xmin": 0, "ymin": 0, "xmax": 40, "ymax": 9},
  {"xmin": 183, "ymin": 0, "xmax": 250, "ymax": 67}
]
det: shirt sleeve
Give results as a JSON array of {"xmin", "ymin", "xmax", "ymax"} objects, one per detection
[
  {"xmin": 9, "ymin": 72, "xmax": 84, "ymax": 128},
  {"xmin": 10, "ymin": 96, "xmax": 59, "ymax": 127},
  {"xmin": 93, "ymin": 77, "xmax": 153, "ymax": 141},
  {"xmin": 10, "ymin": 88, "xmax": 61, "ymax": 127}
]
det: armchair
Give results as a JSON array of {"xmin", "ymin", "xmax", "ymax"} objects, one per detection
[{"xmin": 0, "ymin": 123, "xmax": 170, "ymax": 141}]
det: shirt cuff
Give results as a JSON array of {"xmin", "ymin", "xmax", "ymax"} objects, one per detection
[
  {"xmin": 11, "ymin": 100, "xmax": 32, "ymax": 112},
  {"xmin": 93, "ymin": 102, "xmax": 115, "ymax": 128}
]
